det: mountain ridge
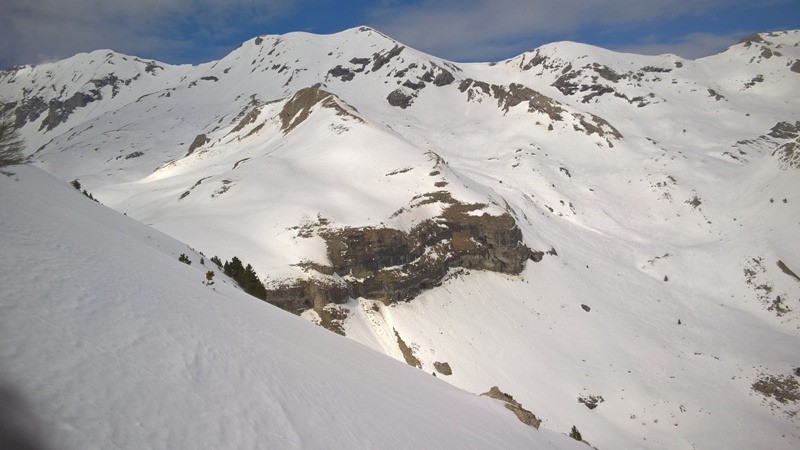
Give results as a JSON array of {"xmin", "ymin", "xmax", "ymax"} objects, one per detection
[
  {"xmin": 2, "ymin": 26, "xmax": 799, "ymax": 449},
  {"xmin": 0, "ymin": 164, "xmax": 586, "ymax": 449}
]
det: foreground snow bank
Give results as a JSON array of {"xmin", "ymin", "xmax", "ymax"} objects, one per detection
[{"xmin": 0, "ymin": 166, "xmax": 580, "ymax": 449}]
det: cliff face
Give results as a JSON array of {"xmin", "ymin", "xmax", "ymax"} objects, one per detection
[
  {"xmin": 327, "ymin": 197, "xmax": 530, "ymax": 303},
  {"xmin": 264, "ymin": 192, "xmax": 533, "ymax": 315}
]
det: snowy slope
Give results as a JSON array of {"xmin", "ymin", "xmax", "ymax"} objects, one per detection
[
  {"xmin": 0, "ymin": 165, "xmax": 583, "ymax": 449},
  {"xmin": 2, "ymin": 26, "xmax": 800, "ymax": 449}
]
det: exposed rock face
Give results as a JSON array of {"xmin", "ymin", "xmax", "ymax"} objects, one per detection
[
  {"xmin": 768, "ymin": 121, "xmax": 800, "ymax": 169},
  {"xmin": 432, "ymin": 68, "xmax": 455, "ymax": 86},
  {"xmin": 264, "ymin": 278, "xmax": 348, "ymax": 314},
  {"xmin": 458, "ymin": 79, "xmax": 622, "ymax": 141},
  {"xmin": 262, "ymin": 192, "xmax": 534, "ymax": 316},
  {"xmin": 9, "ymin": 70, "xmax": 142, "ymax": 131},
  {"xmin": 578, "ymin": 395, "xmax": 605, "ymax": 410},
  {"xmin": 10, "ymin": 97, "xmax": 48, "ymax": 127},
  {"xmin": 773, "ymin": 139, "xmax": 800, "ymax": 169},
  {"xmin": 40, "ymin": 92, "xmax": 95, "ymax": 131},
  {"xmin": 434, "ymin": 361, "xmax": 453, "ymax": 375},
  {"xmin": 186, "ymin": 133, "xmax": 209, "ymax": 156},
  {"xmin": 89, "ymin": 74, "xmax": 125, "ymax": 98},
  {"xmin": 280, "ymin": 87, "xmax": 331, "ymax": 132},
  {"xmin": 387, "ymin": 89, "xmax": 413, "ymax": 108},
  {"xmin": 230, "ymin": 104, "xmax": 262, "ymax": 134},
  {"xmin": 394, "ymin": 329, "xmax": 422, "ymax": 368},
  {"xmin": 491, "ymin": 83, "xmax": 565, "ymax": 120},
  {"xmin": 768, "ymin": 121, "xmax": 800, "ymax": 139},
  {"xmin": 371, "ymin": 45, "xmax": 404, "ymax": 72},
  {"xmin": 482, "ymin": 386, "xmax": 542, "ymax": 429},
  {"xmin": 327, "ymin": 65, "xmax": 355, "ymax": 81},
  {"xmin": 321, "ymin": 193, "xmax": 531, "ymax": 303},
  {"xmin": 279, "ymin": 86, "xmax": 361, "ymax": 133}
]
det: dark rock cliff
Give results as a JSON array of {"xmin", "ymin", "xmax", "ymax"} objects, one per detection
[{"xmin": 264, "ymin": 192, "xmax": 535, "ymax": 315}]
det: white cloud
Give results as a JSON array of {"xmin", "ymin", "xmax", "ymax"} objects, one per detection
[
  {"xmin": 0, "ymin": 0, "xmax": 298, "ymax": 67},
  {"xmin": 0, "ymin": 0, "xmax": 790, "ymax": 66},
  {"xmin": 611, "ymin": 32, "xmax": 745, "ymax": 59},
  {"xmin": 366, "ymin": 0, "xmax": 751, "ymax": 61}
]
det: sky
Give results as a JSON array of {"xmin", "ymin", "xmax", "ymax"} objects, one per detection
[{"xmin": 1, "ymin": 0, "xmax": 799, "ymax": 68}]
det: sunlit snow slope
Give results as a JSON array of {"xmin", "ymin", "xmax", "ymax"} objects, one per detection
[{"xmin": 0, "ymin": 165, "xmax": 583, "ymax": 449}]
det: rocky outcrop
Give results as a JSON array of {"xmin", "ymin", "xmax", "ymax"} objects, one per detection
[
  {"xmin": 434, "ymin": 361, "xmax": 453, "ymax": 375},
  {"xmin": 458, "ymin": 79, "xmax": 622, "ymax": 141},
  {"xmin": 371, "ymin": 45, "xmax": 404, "ymax": 72},
  {"xmin": 327, "ymin": 65, "xmax": 355, "ymax": 81},
  {"xmin": 767, "ymin": 121, "xmax": 800, "ymax": 169},
  {"xmin": 394, "ymin": 329, "xmax": 422, "ymax": 368},
  {"xmin": 9, "ymin": 97, "xmax": 48, "ymax": 127},
  {"xmin": 322, "ymin": 193, "xmax": 531, "ymax": 303},
  {"xmin": 490, "ymin": 83, "xmax": 565, "ymax": 120},
  {"xmin": 482, "ymin": 386, "xmax": 542, "ymax": 429},
  {"xmin": 768, "ymin": 121, "xmax": 799, "ymax": 139},
  {"xmin": 387, "ymin": 89, "xmax": 413, "ymax": 108},
  {"xmin": 39, "ymin": 92, "xmax": 95, "ymax": 131},
  {"xmin": 578, "ymin": 395, "xmax": 605, "ymax": 410},
  {"xmin": 279, "ymin": 86, "xmax": 362, "ymax": 133},
  {"xmin": 263, "ymin": 191, "xmax": 534, "ymax": 315},
  {"xmin": 264, "ymin": 278, "xmax": 348, "ymax": 314},
  {"xmin": 773, "ymin": 139, "xmax": 800, "ymax": 169},
  {"xmin": 186, "ymin": 133, "xmax": 209, "ymax": 156}
]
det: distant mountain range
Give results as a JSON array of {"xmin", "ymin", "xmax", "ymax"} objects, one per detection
[{"xmin": 2, "ymin": 26, "xmax": 799, "ymax": 448}]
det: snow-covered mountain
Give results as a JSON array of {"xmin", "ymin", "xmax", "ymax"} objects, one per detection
[
  {"xmin": 0, "ymin": 165, "xmax": 584, "ymax": 449},
  {"xmin": 2, "ymin": 26, "xmax": 799, "ymax": 448}
]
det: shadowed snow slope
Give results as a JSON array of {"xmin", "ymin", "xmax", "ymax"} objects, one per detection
[{"xmin": 0, "ymin": 166, "xmax": 582, "ymax": 449}]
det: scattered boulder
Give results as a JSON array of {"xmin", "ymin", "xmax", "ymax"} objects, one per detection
[
  {"xmin": 434, "ymin": 361, "xmax": 452, "ymax": 375},
  {"xmin": 578, "ymin": 395, "xmax": 604, "ymax": 409}
]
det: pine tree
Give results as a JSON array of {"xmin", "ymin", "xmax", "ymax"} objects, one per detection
[
  {"xmin": 241, "ymin": 264, "xmax": 266, "ymax": 299},
  {"xmin": 205, "ymin": 270, "xmax": 215, "ymax": 285},
  {"xmin": 222, "ymin": 256, "xmax": 266, "ymax": 300},
  {"xmin": 569, "ymin": 425, "xmax": 582, "ymax": 441},
  {"xmin": 224, "ymin": 257, "xmax": 244, "ymax": 280}
]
